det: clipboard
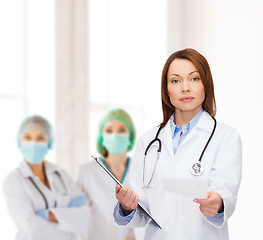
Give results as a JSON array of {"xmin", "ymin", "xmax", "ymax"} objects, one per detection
[{"xmin": 91, "ymin": 155, "xmax": 162, "ymax": 229}]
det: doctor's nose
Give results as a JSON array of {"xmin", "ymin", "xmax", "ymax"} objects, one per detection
[{"xmin": 182, "ymin": 80, "xmax": 190, "ymax": 92}]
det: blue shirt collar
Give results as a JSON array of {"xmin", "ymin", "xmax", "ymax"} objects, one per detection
[{"xmin": 170, "ymin": 108, "xmax": 204, "ymax": 137}]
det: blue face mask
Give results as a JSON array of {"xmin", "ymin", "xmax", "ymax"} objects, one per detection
[
  {"xmin": 20, "ymin": 142, "xmax": 49, "ymax": 164},
  {"xmin": 102, "ymin": 134, "xmax": 130, "ymax": 155}
]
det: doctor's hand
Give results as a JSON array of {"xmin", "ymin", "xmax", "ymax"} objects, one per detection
[
  {"xmin": 35, "ymin": 209, "xmax": 49, "ymax": 220},
  {"xmin": 35, "ymin": 209, "xmax": 58, "ymax": 223},
  {"xmin": 115, "ymin": 185, "xmax": 139, "ymax": 216},
  {"xmin": 194, "ymin": 192, "xmax": 223, "ymax": 217},
  {"xmin": 48, "ymin": 211, "xmax": 58, "ymax": 223},
  {"xmin": 68, "ymin": 195, "xmax": 87, "ymax": 208}
]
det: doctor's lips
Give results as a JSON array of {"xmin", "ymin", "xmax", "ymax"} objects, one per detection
[{"xmin": 179, "ymin": 96, "xmax": 194, "ymax": 102}]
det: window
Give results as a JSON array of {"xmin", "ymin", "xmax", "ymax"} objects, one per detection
[
  {"xmin": 0, "ymin": 1, "xmax": 55, "ymax": 238},
  {"xmin": 87, "ymin": 0, "xmax": 167, "ymax": 156}
]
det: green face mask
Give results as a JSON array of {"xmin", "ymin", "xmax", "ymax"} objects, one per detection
[{"xmin": 102, "ymin": 133, "xmax": 130, "ymax": 155}]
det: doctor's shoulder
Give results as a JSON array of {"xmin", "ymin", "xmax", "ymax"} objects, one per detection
[
  {"xmin": 212, "ymin": 120, "xmax": 242, "ymax": 159},
  {"xmin": 215, "ymin": 120, "xmax": 242, "ymax": 144},
  {"xmin": 2, "ymin": 167, "xmax": 25, "ymax": 197}
]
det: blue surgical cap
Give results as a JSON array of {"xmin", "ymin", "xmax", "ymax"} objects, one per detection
[{"xmin": 17, "ymin": 115, "xmax": 54, "ymax": 149}]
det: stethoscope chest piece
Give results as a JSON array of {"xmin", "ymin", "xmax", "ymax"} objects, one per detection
[{"xmin": 191, "ymin": 162, "xmax": 204, "ymax": 176}]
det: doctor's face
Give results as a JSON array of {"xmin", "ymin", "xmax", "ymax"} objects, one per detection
[
  {"xmin": 103, "ymin": 119, "xmax": 129, "ymax": 135},
  {"xmin": 102, "ymin": 119, "xmax": 130, "ymax": 156},
  {"xmin": 167, "ymin": 59, "xmax": 205, "ymax": 114},
  {"xmin": 21, "ymin": 129, "xmax": 49, "ymax": 144}
]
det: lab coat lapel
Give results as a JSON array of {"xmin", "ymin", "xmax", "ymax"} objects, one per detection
[
  {"xmin": 19, "ymin": 161, "xmax": 34, "ymax": 178},
  {"xmin": 44, "ymin": 161, "xmax": 60, "ymax": 188},
  {"xmin": 93, "ymin": 159, "xmax": 117, "ymax": 190},
  {"xmin": 159, "ymin": 121, "xmax": 174, "ymax": 160},
  {"xmin": 179, "ymin": 127, "xmax": 198, "ymax": 148},
  {"xmin": 179, "ymin": 111, "xmax": 214, "ymax": 148},
  {"xmin": 145, "ymin": 123, "xmax": 174, "ymax": 227}
]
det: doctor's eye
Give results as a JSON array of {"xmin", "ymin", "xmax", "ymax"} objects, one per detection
[
  {"xmin": 22, "ymin": 135, "xmax": 31, "ymax": 141},
  {"xmin": 191, "ymin": 77, "xmax": 200, "ymax": 82},
  {"xmin": 171, "ymin": 79, "xmax": 180, "ymax": 84},
  {"xmin": 37, "ymin": 136, "xmax": 46, "ymax": 142},
  {"xmin": 118, "ymin": 127, "xmax": 128, "ymax": 133},
  {"xmin": 104, "ymin": 128, "xmax": 113, "ymax": 134}
]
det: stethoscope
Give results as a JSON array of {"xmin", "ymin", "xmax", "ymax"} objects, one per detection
[
  {"xmin": 142, "ymin": 116, "xmax": 217, "ymax": 188},
  {"xmin": 28, "ymin": 171, "xmax": 67, "ymax": 209}
]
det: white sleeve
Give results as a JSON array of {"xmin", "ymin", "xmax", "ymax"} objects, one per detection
[
  {"xmin": 50, "ymin": 169, "xmax": 91, "ymax": 233},
  {"xmin": 2, "ymin": 172, "xmax": 72, "ymax": 240},
  {"xmin": 205, "ymin": 128, "xmax": 242, "ymax": 227},
  {"xmin": 113, "ymin": 201, "xmax": 150, "ymax": 228}
]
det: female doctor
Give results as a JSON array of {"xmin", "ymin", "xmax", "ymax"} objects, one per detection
[
  {"xmin": 3, "ymin": 115, "xmax": 90, "ymax": 240},
  {"xmin": 77, "ymin": 108, "xmax": 136, "ymax": 240},
  {"xmin": 113, "ymin": 48, "xmax": 242, "ymax": 239}
]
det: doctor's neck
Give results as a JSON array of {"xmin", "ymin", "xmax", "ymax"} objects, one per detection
[
  {"xmin": 104, "ymin": 152, "xmax": 128, "ymax": 169},
  {"xmin": 175, "ymin": 107, "xmax": 201, "ymax": 126},
  {"xmin": 26, "ymin": 160, "xmax": 50, "ymax": 188},
  {"xmin": 25, "ymin": 160, "xmax": 45, "ymax": 176}
]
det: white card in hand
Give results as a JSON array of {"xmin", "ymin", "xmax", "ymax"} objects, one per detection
[{"xmin": 163, "ymin": 178, "xmax": 208, "ymax": 199}]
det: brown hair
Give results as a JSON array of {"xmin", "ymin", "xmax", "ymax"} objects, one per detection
[{"xmin": 160, "ymin": 48, "xmax": 216, "ymax": 127}]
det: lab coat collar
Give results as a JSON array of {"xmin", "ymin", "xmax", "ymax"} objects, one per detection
[
  {"xmin": 44, "ymin": 161, "xmax": 60, "ymax": 176},
  {"xmin": 195, "ymin": 111, "xmax": 215, "ymax": 132},
  {"xmin": 19, "ymin": 160, "xmax": 59, "ymax": 178},
  {"xmin": 179, "ymin": 111, "xmax": 215, "ymax": 148},
  {"xmin": 158, "ymin": 121, "xmax": 174, "ymax": 160},
  {"xmin": 158, "ymin": 111, "xmax": 214, "ymax": 158},
  {"xmin": 19, "ymin": 161, "xmax": 34, "ymax": 178}
]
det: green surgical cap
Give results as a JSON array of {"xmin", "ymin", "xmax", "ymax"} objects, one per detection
[
  {"xmin": 17, "ymin": 115, "xmax": 54, "ymax": 149},
  {"xmin": 97, "ymin": 108, "xmax": 136, "ymax": 157}
]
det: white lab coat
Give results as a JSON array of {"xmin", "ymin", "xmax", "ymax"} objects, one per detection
[
  {"xmin": 114, "ymin": 111, "xmax": 242, "ymax": 240},
  {"xmin": 2, "ymin": 160, "xmax": 91, "ymax": 240},
  {"xmin": 77, "ymin": 158, "xmax": 135, "ymax": 240}
]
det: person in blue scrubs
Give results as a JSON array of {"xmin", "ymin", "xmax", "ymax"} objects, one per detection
[{"xmin": 77, "ymin": 108, "xmax": 137, "ymax": 240}]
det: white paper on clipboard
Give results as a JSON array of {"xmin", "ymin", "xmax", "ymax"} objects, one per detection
[{"xmin": 163, "ymin": 178, "xmax": 208, "ymax": 199}]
